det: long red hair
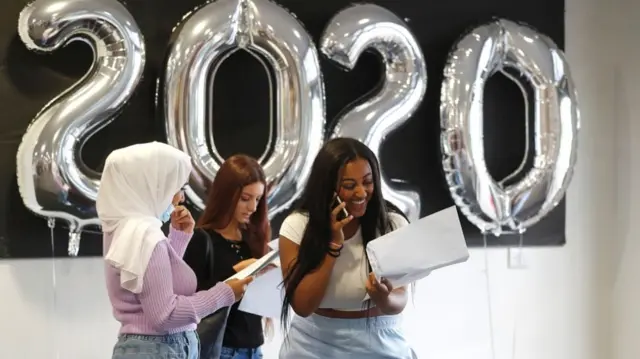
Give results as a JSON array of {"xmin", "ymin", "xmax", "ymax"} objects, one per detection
[{"xmin": 196, "ymin": 154, "xmax": 270, "ymax": 258}]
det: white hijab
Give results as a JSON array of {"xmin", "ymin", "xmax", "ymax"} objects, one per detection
[{"xmin": 96, "ymin": 142, "xmax": 192, "ymax": 293}]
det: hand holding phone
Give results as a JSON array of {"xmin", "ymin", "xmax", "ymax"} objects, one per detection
[
  {"xmin": 332, "ymin": 194, "xmax": 350, "ymax": 221},
  {"xmin": 330, "ymin": 193, "xmax": 353, "ymax": 243}
]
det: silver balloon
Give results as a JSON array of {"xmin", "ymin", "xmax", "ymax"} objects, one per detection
[
  {"xmin": 160, "ymin": 0, "xmax": 325, "ymax": 218},
  {"xmin": 440, "ymin": 19, "xmax": 579, "ymax": 235},
  {"xmin": 17, "ymin": 0, "xmax": 146, "ymax": 255},
  {"xmin": 320, "ymin": 4, "xmax": 426, "ymax": 222}
]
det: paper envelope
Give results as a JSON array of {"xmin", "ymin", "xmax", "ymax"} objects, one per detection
[{"xmin": 365, "ymin": 206, "xmax": 469, "ymax": 288}]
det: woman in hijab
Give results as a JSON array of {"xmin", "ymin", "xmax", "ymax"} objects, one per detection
[{"xmin": 97, "ymin": 142, "xmax": 254, "ymax": 359}]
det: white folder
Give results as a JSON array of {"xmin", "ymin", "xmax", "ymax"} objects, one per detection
[{"xmin": 366, "ymin": 206, "xmax": 469, "ymax": 288}]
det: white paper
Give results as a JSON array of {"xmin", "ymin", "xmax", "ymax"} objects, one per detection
[
  {"xmin": 365, "ymin": 206, "xmax": 469, "ymax": 289},
  {"xmin": 267, "ymin": 238, "xmax": 279, "ymax": 250},
  {"xmin": 226, "ymin": 250, "xmax": 280, "ymax": 281},
  {"xmin": 237, "ymin": 266, "xmax": 284, "ymax": 318}
]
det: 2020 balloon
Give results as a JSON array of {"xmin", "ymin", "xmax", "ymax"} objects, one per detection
[{"xmin": 15, "ymin": 0, "xmax": 578, "ymax": 255}]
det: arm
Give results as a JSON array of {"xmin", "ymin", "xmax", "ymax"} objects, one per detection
[
  {"xmin": 167, "ymin": 226, "xmax": 192, "ymax": 257},
  {"xmin": 279, "ymin": 235, "xmax": 336, "ymax": 317},
  {"xmin": 138, "ymin": 240, "xmax": 235, "ymax": 331}
]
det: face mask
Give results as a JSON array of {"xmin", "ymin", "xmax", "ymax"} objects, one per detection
[{"xmin": 160, "ymin": 204, "xmax": 175, "ymax": 223}]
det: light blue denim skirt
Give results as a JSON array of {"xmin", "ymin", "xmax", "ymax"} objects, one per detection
[{"xmin": 279, "ymin": 314, "xmax": 416, "ymax": 359}]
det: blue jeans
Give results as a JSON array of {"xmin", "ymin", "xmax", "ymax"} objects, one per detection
[
  {"xmin": 112, "ymin": 331, "xmax": 199, "ymax": 359},
  {"xmin": 220, "ymin": 346, "xmax": 263, "ymax": 359}
]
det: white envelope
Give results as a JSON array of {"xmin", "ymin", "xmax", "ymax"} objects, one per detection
[{"xmin": 365, "ymin": 206, "xmax": 469, "ymax": 288}]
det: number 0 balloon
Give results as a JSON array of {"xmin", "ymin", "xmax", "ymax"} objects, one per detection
[
  {"xmin": 440, "ymin": 19, "xmax": 579, "ymax": 235},
  {"xmin": 159, "ymin": 0, "xmax": 325, "ymax": 218}
]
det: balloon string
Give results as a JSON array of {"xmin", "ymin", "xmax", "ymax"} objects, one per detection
[
  {"xmin": 510, "ymin": 232, "xmax": 525, "ymax": 359},
  {"xmin": 47, "ymin": 219, "xmax": 59, "ymax": 359},
  {"xmin": 511, "ymin": 305, "xmax": 518, "ymax": 359},
  {"xmin": 483, "ymin": 233, "xmax": 496, "ymax": 359},
  {"xmin": 498, "ymin": 70, "xmax": 530, "ymax": 186}
]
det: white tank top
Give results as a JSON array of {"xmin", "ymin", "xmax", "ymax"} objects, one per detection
[{"xmin": 279, "ymin": 211, "xmax": 408, "ymax": 311}]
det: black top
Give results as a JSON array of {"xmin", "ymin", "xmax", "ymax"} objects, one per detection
[{"xmin": 183, "ymin": 228, "xmax": 264, "ymax": 349}]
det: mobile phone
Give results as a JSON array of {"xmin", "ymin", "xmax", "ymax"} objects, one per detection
[{"xmin": 332, "ymin": 193, "xmax": 349, "ymax": 221}]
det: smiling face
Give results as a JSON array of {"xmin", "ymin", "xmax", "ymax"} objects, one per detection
[
  {"xmin": 336, "ymin": 158, "xmax": 374, "ymax": 218},
  {"xmin": 234, "ymin": 181, "xmax": 265, "ymax": 224}
]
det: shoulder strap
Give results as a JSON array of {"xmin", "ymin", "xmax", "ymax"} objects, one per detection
[{"xmin": 199, "ymin": 228, "xmax": 216, "ymax": 282}]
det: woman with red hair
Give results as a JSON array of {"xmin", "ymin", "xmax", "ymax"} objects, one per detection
[{"xmin": 183, "ymin": 154, "xmax": 271, "ymax": 359}]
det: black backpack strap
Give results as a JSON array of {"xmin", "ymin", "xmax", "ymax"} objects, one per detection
[
  {"xmin": 199, "ymin": 228, "xmax": 216, "ymax": 286},
  {"xmin": 196, "ymin": 228, "xmax": 231, "ymax": 358}
]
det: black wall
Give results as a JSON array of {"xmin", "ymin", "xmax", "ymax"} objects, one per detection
[{"xmin": 0, "ymin": 0, "xmax": 565, "ymax": 258}]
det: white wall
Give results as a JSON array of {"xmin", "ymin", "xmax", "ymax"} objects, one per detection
[
  {"xmin": 610, "ymin": 0, "xmax": 640, "ymax": 357},
  {"xmin": 0, "ymin": 0, "xmax": 623, "ymax": 357}
]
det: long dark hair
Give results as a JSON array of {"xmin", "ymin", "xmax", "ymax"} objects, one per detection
[
  {"xmin": 280, "ymin": 138, "xmax": 404, "ymax": 325},
  {"xmin": 196, "ymin": 154, "xmax": 270, "ymax": 258}
]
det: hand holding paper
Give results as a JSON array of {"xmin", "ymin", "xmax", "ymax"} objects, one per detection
[
  {"xmin": 227, "ymin": 250, "xmax": 279, "ymax": 281},
  {"xmin": 365, "ymin": 272, "xmax": 392, "ymax": 300},
  {"xmin": 233, "ymin": 258, "xmax": 258, "ymax": 273},
  {"xmin": 224, "ymin": 276, "xmax": 255, "ymax": 302},
  {"xmin": 221, "ymin": 247, "xmax": 284, "ymax": 318},
  {"xmin": 366, "ymin": 206, "xmax": 469, "ymax": 289}
]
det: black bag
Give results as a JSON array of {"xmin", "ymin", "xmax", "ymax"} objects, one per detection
[{"xmin": 196, "ymin": 229, "xmax": 232, "ymax": 359}]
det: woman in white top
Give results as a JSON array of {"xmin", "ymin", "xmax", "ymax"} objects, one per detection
[{"xmin": 278, "ymin": 138, "xmax": 415, "ymax": 359}]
